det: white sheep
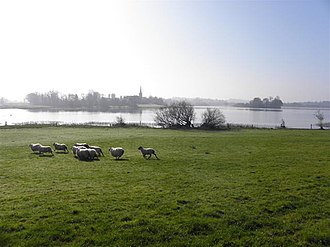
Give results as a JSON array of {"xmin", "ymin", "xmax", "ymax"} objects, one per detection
[
  {"xmin": 29, "ymin": 143, "xmax": 41, "ymax": 153},
  {"xmin": 53, "ymin": 143, "xmax": 68, "ymax": 153},
  {"xmin": 138, "ymin": 146, "xmax": 159, "ymax": 160},
  {"xmin": 73, "ymin": 143, "xmax": 90, "ymax": 148},
  {"xmin": 38, "ymin": 145, "xmax": 54, "ymax": 156},
  {"xmin": 87, "ymin": 149, "xmax": 99, "ymax": 160},
  {"xmin": 76, "ymin": 148, "xmax": 90, "ymax": 161},
  {"xmin": 72, "ymin": 145, "xmax": 86, "ymax": 157},
  {"xmin": 76, "ymin": 148, "xmax": 98, "ymax": 161},
  {"xmin": 89, "ymin": 145, "xmax": 104, "ymax": 156},
  {"xmin": 109, "ymin": 147, "xmax": 125, "ymax": 160}
]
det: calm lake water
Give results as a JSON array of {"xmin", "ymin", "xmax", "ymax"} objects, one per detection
[{"xmin": 0, "ymin": 107, "xmax": 329, "ymax": 129}]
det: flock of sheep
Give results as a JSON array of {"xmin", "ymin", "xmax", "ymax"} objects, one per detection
[{"xmin": 29, "ymin": 143, "xmax": 159, "ymax": 161}]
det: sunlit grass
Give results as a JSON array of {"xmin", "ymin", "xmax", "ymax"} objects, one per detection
[{"xmin": 0, "ymin": 127, "xmax": 329, "ymax": 246}]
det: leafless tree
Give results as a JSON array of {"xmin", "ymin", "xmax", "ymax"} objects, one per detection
[{"xmin": 155, "ymin": 101, "xmax": 195, "ymax": 128}]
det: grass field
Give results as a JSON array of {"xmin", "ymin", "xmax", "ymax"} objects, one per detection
[{"xmin": 0, "ymin": 127, "xmax": 329, "ymax": 246}]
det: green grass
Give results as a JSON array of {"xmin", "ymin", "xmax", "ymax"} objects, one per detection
[{"xmin": 0, "ymin": 127, "xmax": 329, "ymax": 246}]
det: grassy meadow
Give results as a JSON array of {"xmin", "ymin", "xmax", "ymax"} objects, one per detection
[{"xmin": 0, "ymin": 127, "xmax": 329, "ymax": 246}]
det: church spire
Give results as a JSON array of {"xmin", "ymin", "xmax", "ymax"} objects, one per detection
[{"xmin": 139, "ymin": 86, "xmax": 142, "ymax": 98}]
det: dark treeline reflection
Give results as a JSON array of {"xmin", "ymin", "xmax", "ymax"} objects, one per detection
[{"xmin": 26, "ymin": 91, "xmax": 165, "ymax": 111}]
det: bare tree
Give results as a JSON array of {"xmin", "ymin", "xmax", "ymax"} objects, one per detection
[
  {"xmin": 201, "ymin": 108, "xmax": 226, "ymax": 129},
  {"xmin": 314, "ymin": 110, "xmax": 325, "ymax": 130},
  {"xmin": 155, "ymin": 101, "xmax": 195, "ymax": 128}
]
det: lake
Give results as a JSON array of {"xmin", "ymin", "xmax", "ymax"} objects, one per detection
[{"xmin": 0, "ymin": 107, "xmax": 329, "ymax": 129}]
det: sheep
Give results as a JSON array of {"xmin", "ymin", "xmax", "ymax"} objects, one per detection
[
  {"xmin": 53, "ymin": 143, "xmax": 68, "ymax": 153},
  {"xmin": 109, "ymin": 147, "xmax": 125, "ymax": 160},
  {"xmin": 89, "ymin": 145, "xmax": 104, "ymax": 156},
  {"xmin": 73, "ymin": 143, "xmax": 90, "ymax": 148},
  {"xmin": 138, "ymin": 146, "xmax": 159, "ymax": 160},
  {"xmin": 37, "ymin": 145, "xmax": 54, "ymax": 156},
  {"xmin": 87, "ymin": 148, "xmax": 99, "ymax": 160},
  {"xmin": 77, "ymin": 148, "xmax": 90, "ymax": 161},
  {"xmin": 72, "ymin": 145, "xmax": 86, "ymax": 157},
  {"xmin": 76, "ymin": 148, "xmax": 99, "ymax": 161},
  {"xmin": 29, "ymin": 143, "xmax": 41, "ymax": 153}
]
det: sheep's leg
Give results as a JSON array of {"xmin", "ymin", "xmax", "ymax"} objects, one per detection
[
  {"xmin": 147, "ymin": 154, "xmax": 152, "ymax": 159},
  {"xmin": 154, "ymin": 154, "xmax": 159, "ymax": 160}
]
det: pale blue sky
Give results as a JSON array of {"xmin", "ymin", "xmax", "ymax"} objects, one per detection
[{"xmin": 0, "ymin": 0, "xmax": 329, "ymax": 102}]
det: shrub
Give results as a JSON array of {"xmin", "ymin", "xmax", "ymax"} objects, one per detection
[{"xmin": 200, "ymin": 108, "xmax": 225, "ymax": 129}]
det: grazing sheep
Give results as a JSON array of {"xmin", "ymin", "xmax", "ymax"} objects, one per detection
[
  {"xmin": 138, "ymin": 146, "xmax": 159, "ymax": 160},
  {"xmin": 53, "ymin": 143, "xmax": 68, "ymax": 153},
  {"xmin": 73, "ymin": 143, "xmax": 90, "ymax": 148},
  {"xmin": 109, "ymin": 147, "xmax": 125, "ymax": 160},
  {"xmin": 89, "ymin": 145, "xmax": 104, "ymax": 156},
  {"xmin": 29, "ymin": 143, "xmax": 41, "ymax": 153},
  {"xmin": 38, "ymin": 145, "xmax": 54, "ymax": 156}
]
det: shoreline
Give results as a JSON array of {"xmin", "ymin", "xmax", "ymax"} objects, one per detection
[{"xmin": 0, "ymin": 121, "xmax": 328, "ymax": 131}]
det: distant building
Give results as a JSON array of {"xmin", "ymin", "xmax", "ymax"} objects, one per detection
[{"xmin": 139, "ymin": 86, "xmax": 143, "ymax": 98}]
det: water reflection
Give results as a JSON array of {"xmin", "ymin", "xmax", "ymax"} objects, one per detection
[{"xmin": 247, "ymin": 108, "xmax": 282, "ymax": 112}]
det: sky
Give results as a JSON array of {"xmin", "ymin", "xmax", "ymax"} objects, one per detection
[{"xmin": 0, "ymin": 0, "xmax": 329, "ymax": 102}]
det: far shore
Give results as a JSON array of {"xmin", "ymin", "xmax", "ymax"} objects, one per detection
[{"xmin": 0, "ymin": 103, "xmax": 164, "ymax": 111}]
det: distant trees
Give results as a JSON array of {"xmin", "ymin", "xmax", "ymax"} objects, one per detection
[
  {"xmin": 25, "ymin": 91, "xmax": 165, "ymax": 110},
  {"xmin": 201, "ymin": 108, "xmax": 226, "ymax": 129},
  {"xmin": 155, "ymin": 101, "xmax": 195, "ymax": 128},
  {"xmin": 249, "ymin": 97, "xmax": 263, "ymax": 108},
  {"xmin": 248, "ymin": 96, "xmax": 283, "ymax": 109},
  {"xmin": 0, "ymin": 97, "xmax": 7, "ymax": 105}
]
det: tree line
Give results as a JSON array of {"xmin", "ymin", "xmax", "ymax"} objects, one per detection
[{"xmin": 25, "ymin": 91, "xmax": 165, "ymax": 110}]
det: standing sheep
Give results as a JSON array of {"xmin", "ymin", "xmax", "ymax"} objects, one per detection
[
  {"xmin": 138, "ymin": 146, "xmax": 159, "ymax": 160},
  {"xmin": 109, "ymin": 147, "xmax": 125, "ymax": 160}
]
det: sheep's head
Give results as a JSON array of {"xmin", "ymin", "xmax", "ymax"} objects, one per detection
[{"xmin": 138, "ymin": 146, "xmax": 143, "ymax": 150}]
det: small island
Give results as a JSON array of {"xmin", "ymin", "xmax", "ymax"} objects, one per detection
[{"xmin": 236, "ymin": 96, "xmax": 283, "ymax": 109}]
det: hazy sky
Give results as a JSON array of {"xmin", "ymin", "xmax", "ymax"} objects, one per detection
[{"xmin": 0, "ymin": 0, "xmax": 329, "ymax": 102}]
